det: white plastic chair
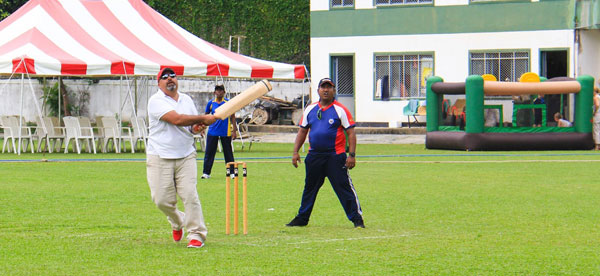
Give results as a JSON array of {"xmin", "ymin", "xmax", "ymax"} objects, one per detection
[
  {"xmin": 63, "ymin": 116, "xmax": 96, "ymax": 154},
  {"xmin": 1, "ymin": 116, "xmax": 34, "ymax": 153},
  {"xmin": 130, "ymin": 117, "xmax": 148, "ymax": 153},
  {"xmin": 0, "ymin": 116, "xmax": 12, "ymax": 153},
  {"xmin": 100, "ymin": 117, "xmax": 117, "ymax": 153},
  {"xmin": 101, "ymin": 117, "xmax": 134, "ymax": 153},
  {"xmin": 95, "ymin": 116, "xmax": 106, "ymax": 152},
  {"xmin": 35, "ymin": 116, "xmax": 65, "ymax": 153},
  {"xmin": 78, "ymin": 117, "xmax": 97, "ymax": 153}
]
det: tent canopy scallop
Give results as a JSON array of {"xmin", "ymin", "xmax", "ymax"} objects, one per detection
[{"xmin": 0, "ymin": 0, "xmax": 305, "ymax": 80}]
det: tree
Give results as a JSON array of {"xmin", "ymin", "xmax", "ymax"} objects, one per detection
[
  {"xmin": 145, "ymin": 0, "xmax": 309, "ymax": 67},
  {"xmin": 0, "ymin": 0, "xmax": 310, "ymax": 68},
  {"xmin": 0, "ymin": 0, "xmax": 28, "ymax": 20}
]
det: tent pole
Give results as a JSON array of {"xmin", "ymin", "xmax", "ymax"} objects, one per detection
[
  {"xmin": 58, "ymin": 76, "xmax": 61, "ymax": 123},
  {"xmin": 18, "ymin": 73, "xmax": 24, "ymax": 155},
  {"xmin": 25, "ymin": 72, "xmax": 48, "ymax": 153},
  {"xmin": 120, "ymin": 74, "xmax": 140, "ymax": 152},
  {"xmin": 129, "ymin": 76, "xmax": 137, "ymax": 118},
  {"xmin": 302, "ymin": 65, "xmax": 312, "ymax": 153},
  {"xmin": 145, "ymin": 77, "xmax": 150, "ymax": 117},
  {"xmin": 120, "ymin": 75, "xmax": 138, "ymax": 123},
  {"xmin": 125, "ymin": 75, "xmax": 139, "ymax": 146},
  {"xmin": 119, "ymin": 76, "xmax": 123, "ymax": 132},
  {"xmin": 134, "ymin": 76, "xmax": 138, "ymax": 113},
  {"xmin": 41, "ymin": 78, "xmax": 47, "ymax": 115}
]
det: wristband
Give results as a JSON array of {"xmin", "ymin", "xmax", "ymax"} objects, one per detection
[{"xmin": 348, "ymin": 152, "xmax": 355, "ymax": 157}]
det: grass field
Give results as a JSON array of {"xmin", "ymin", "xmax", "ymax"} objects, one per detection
[{"xmin": 1, "ymin": 142, "xmax": 600, "ymax": 275}]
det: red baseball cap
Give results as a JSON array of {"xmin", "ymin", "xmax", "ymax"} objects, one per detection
[{"xmin": 157, "ymin": 67, "xmax": 175, "ymax": 82}]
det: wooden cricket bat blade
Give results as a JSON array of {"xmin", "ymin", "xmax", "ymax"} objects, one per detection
[{"xmin": 213, "ymin": 80, "xmax": 273, "ymax": 119}]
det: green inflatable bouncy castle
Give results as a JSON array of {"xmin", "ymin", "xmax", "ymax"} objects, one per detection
[{"xmin": 425, "ymin": 73, "xmax": 594, "ymax": 150}]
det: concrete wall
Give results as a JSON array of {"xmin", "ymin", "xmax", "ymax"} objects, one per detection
[{"xmin": 0, "ymin": 78, "xmax": 309, "ymax": 124}]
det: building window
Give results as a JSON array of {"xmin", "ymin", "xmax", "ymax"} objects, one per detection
[
  {"xmin": 470, "ymin": 51, "xmax": 529, "ymax": 82},
  {"xmin": 331, "ymin": 0, "xmax": 354, "ymax": 7},
  {"xmin": 331, "ymin": 56, "xmax": 354, "ymax": 97},
  {"xmin": 375, "ymin": 54, "xmax": 433, "ymax": 100},
  {"xmin": 376, "ymin": 0, "xmax": 432, "ymax": 5}
]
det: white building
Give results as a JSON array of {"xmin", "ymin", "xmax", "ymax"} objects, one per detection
[{"xmin": 310, "ymin": 0, "xmax": 600, "ymax": 126}]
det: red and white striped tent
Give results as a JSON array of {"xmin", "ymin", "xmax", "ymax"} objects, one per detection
[{"xmin": 0, "ymin": 0, "xmax": 306, "ymax": 80}]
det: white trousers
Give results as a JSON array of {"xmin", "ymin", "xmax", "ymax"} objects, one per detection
[{"xmin": 146, "ymin": 152, "xmax": 207, "ymax": 242}]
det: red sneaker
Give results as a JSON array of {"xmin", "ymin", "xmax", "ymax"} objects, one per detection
[
  {"xmin": 172, "ymin": 229, "xmax": 183, "ymax": 242},
  {"xmin": 187, "ymin": 239, "xmax": 204, "ymax": 248}
]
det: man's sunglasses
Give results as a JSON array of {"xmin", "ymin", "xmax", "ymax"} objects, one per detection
[{"xmin": 160, "ymin": 73, "xmax": 176, "ymax": 80}]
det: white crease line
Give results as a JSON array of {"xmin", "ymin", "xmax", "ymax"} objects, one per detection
[
  {"xmin": 357, "ymin": 159, "xmax": 600, "ymax": 164},
  {"xmin": 195, "ymin": 159, "xmax": 600, "ymax": 164},
  {"xmin": 287, "ymin": 234, "xmax": 413, "ymax": 245}
]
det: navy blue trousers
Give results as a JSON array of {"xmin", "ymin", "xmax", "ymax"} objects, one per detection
[
  {"xmin": 202, "ymin": 135, "xmax": 234, "ymax": 175},
  {"xmin": 296, "ymin": 152, "xmax": 362, "ymax": 221}
]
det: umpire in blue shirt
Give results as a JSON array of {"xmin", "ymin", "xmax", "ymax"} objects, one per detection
[{"xmin": 287, "ymin": 78, "xmax": 364, "ymax": 228}]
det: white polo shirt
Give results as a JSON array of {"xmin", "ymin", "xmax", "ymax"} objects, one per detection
[{"xmin": 147, "ymin": 90, "xmax": 198, "ymax": 159}]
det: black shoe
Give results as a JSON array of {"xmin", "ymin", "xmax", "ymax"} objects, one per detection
[
  {"xmin": 286, "ymin": 216, "xmax": 308, "ymax": 227},
  {"xmin": 352, "ymin": 218, "xmax": 365, "ymax": 228}
]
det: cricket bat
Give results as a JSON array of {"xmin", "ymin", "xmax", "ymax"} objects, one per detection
[{"xmin": 213, "ymin": 80, "xmax": 273, "ymax": 119}]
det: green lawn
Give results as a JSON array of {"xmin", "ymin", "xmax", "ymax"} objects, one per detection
[{"xmin": 1, "ymin": 142, "xmax": 600, "ymax": 275}]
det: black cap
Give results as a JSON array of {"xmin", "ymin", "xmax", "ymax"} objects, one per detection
[
  {"xmin": 157, "ymin": 67, "xmax": 175, "ymax": 82},
  {"xmin": 318, "ymin": 78, "xmax": 335, "ymax": 88}
]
